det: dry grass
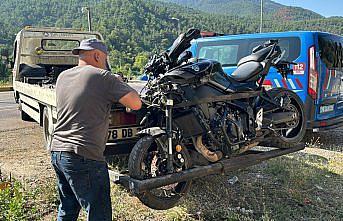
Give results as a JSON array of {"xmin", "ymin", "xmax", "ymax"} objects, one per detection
[
  {"xmin": 103, "ymin": 148, "xmax": 342, "ymax": 221},
  {"xmin": 1, "ymin": 126, "xmax": 342, "ymax": 220},
  {"xmin": 2, "ymin": 147, "xmax": 342, "ymax": 221}
]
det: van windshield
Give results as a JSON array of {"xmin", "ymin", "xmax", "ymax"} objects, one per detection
[{"xmin": 197, "ymin": 37, "xmax": 301, "ymax": 67}]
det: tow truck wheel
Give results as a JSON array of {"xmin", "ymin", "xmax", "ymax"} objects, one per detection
[
  {"xmin": 19, "ymin": 99, "xmax": 32, "ymax": 121},
  {"xmin": 13, "ymin": 91, "xmax": 19, "ymax": 104},
  {"xmin": 21, "ymin": 109, "xmax": 31, "ymax": 121},
  {"xmin": 43, "ymin": 107, "xmax": 52, "ymax": 150}
]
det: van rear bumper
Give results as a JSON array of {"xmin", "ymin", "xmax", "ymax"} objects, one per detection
[
  {"xmin": 309, "ymin": 115, "xmax": 343, "ymax": 132},
  {"xmin": 304, "ymin": 95, "xmax": 343, "ymax": 131}
]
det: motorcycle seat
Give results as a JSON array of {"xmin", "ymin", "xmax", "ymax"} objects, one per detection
[
  {"xmin": 237, "ymin": 46, "xmax": 272, "ymax": 66},
  {"xmin": 230, "ymin": 61, "xmax": 263, "ymax": 82}
]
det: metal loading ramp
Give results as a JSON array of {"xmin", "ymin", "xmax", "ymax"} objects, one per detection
[{"xmin": 109, "ymin": 144, "xmax": 305, "ymax": 194}]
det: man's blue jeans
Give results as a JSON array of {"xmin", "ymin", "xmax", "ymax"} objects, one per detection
[{"xmin": 51, "ymin": 151, "xmax": 112, "ymax": 221}]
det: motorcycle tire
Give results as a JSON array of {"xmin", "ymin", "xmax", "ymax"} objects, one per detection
[
  {"xmin": 128, "ymin": 135, "xmax": 192, "ymax": 210},
  {"xmin": 263, "ymin": 88, "xmax": 307, "ymax": 148}
]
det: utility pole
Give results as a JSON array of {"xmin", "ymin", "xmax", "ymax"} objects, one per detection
[
  {"xmin": 171, "ymin": 17, "xmax": 181, "ymax": 35},
  {"xmin": 260, "ymin": 0, "xmax": 263, "ymax": 33},
  {"xmin": 82, "ymin": 7, "xmax": 92, "ymax": 32}
]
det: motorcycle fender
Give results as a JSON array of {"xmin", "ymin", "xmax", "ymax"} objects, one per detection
[{"xmin": 137, "ymin": 127, "xmax": 166, "ymax": 137}]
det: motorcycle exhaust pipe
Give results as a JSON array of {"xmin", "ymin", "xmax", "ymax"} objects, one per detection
[
  {"xmin": 192, "ymin": 136, "xmax": 223, "ymax": 162},
  {"xmin": 263, "ymin": 112, "xmax": 297, "ymax": 125}
]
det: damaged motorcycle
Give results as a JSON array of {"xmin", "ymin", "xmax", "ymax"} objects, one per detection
[{"xmin": 125, "ymin": 29, "xmax": 306, "ymax": 210}]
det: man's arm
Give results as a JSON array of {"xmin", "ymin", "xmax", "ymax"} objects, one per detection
[
  {"xmin": 103, "ymin": 70, "xmax": 142, "ymax": 109},
  {"xmin": 119, "ymin": 91, "xmax": 142, "ymax": 110}
]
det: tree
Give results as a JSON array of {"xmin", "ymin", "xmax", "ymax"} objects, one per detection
[
  {"xmin": 133, "ymin": 52, "xmax": 149, "ymax": 73},
  {"xmin": 0, "ymin": 0, "xmax": 341, "ymax": 75}
]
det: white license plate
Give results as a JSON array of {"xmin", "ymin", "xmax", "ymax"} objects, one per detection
[
  {"xmin": 319, "ymin": 104, "xmax": 334, "ymax": 114},
  {"xmin": 107, "ymin": 127, "xmax": 142, "ymax": 141}
]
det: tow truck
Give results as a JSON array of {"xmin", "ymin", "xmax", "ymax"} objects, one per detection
[{"xmin": 10, "ymin": 27, "xmax": 145, "ymax": 153}]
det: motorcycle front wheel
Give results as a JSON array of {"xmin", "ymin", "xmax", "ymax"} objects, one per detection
[{"xmin": 128, "ymin": 135, "xmax": 192, "ymax": 210}]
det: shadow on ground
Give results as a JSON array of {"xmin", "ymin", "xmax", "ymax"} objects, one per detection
[{"xmin": 181, "ymin": 150, "xmax": 342, "ymax": 221}]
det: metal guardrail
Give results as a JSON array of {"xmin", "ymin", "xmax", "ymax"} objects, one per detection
[
  {"xmin": 0, "ymin": 86, "xmax": 13, "ymax": 92},
  {"xmin": 0, "ymin": 75, "xmax": 13, "ymax": 92}
]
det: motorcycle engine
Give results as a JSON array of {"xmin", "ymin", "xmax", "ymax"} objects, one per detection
[{"xmin": 199, "ymin": 103, "xmax": 253, "ymax": 153}]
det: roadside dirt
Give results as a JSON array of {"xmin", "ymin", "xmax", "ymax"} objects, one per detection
[
  {"xmin": 0, "ymin": 95, "xmax": 342, "ymax": 220},
  {"xmin": 0, "ymin": 124, "xmax": 55, "ymax": 187},
  {"xmin": 1, "ymin": 123, "xmax": 341, "ymax": 184}
]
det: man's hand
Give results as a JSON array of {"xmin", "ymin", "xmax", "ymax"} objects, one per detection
[
  {"xmin": 113, "ymin": 74, "xmax": 123, "ymax": 82},
  {"xmin": 119, "ymin": 91, "xmax": 142, "ymax": 110}
]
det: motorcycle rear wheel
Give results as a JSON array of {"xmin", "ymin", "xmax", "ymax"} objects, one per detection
[
  {"xmin": 128, "ymin": 135, "xmax": 192, "ymax": 210},
  {"xmin": 264, "ymin": 88, "xmax": 306, "ymax": 148}
]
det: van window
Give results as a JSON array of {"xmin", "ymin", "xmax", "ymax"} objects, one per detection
[
  {"xmin": 319, "ymin": 35, "xmax": 343, "ymax": 69},
  {"xmin": 196, "ymin": 37, "xmax": 301, "ymax": 67},
  {"xmin": 199, "ymin": 45, "xmax": 239, "ymax": 66}
]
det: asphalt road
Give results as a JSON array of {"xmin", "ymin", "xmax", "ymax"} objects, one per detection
[
  {"xmin": 0, "ymin": 91, "xmax": 17, "ymax": 119},
  {"xmin": 0, "ymin": 91, "xmax": 34, "ymax": 131}
]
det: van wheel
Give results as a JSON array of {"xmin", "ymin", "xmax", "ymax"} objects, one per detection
[
  {"xmin": 43, "ymin": 107, "xmax": 52, "ymax": 150},
  {"xmin": 21, "ymin": 109, "xmax": 32, "ymax": 121}
]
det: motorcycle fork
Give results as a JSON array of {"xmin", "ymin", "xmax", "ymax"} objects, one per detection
[{"xmin": 165, "ymin": 99, "xmax": 174, "ymax": 173}]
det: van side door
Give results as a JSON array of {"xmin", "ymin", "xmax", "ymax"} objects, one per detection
[{"xmin": 317, "ymin": 34, "xmax": 343, "ymax": 120}]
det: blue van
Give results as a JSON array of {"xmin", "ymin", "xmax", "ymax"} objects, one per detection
[{"xmin": 189, "ymin": 31, "xmax": 343, "ymax": 132}]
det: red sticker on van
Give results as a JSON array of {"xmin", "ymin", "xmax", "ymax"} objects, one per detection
[{"xmin": 293, "ymin": 63, "xmax": 306, "ymax": 75}]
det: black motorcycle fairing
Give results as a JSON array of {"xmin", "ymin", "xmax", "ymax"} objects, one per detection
[
  {"xmin": 165, "ymin": 60, "xmax": 258, "ymax": 93},
  {"xmin": 208, "ymin": 66, "xmax": 259, "ymax": 92},
  {"xmin": 163, "ymin": 59, "xmax": 213, "ymax": 82},
  {"xmin": 167, "ymin": 29, "xmax": 201, "ymax": 65},
  {"xmin": 181, "ymin": 83, "xmax": 224, "ymax": 102},
  {"xmin": 230, "ymin": 61, "xmax": 263, "ymax": 82}
]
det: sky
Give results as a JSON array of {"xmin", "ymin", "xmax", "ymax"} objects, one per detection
[{"xmin": 273, "ymin": 0, "xmax": 343, "ymax": 17}]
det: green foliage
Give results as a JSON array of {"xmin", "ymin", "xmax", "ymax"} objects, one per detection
[
  {"xmin": 0, "ymin": 63, "xmax": 7, "ymax": 76},
  {"xmin": 0, "ymin": 180, "xmax": 38, "ymax": 221},
  {"xmin": 0, "ymin": 0, "xmax": 342, "ymax": 77},
  {"xmin": 163, "ymin": 0, "xmax": 323, "ymax": 20},
  {"xmin": 133, "ymin": 52, "xmax": 149, "ymax": 73},
  {"xmin": 0, "ymin": 45, "xmax": 10, "ymax": 80}
]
